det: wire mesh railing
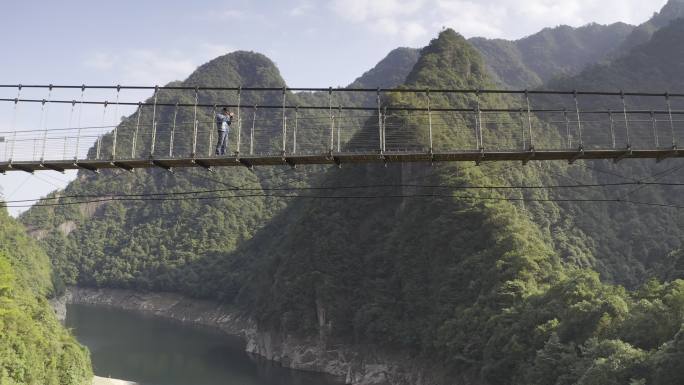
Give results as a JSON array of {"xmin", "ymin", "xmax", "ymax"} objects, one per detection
[{"xmin": 2, "ymin": 85, "xmax": 684, "ymax": 169}]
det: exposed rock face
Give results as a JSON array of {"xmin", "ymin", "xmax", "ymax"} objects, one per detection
[{"xmin": 61, "ymin": 287, "xmax": 464, "ymax": 385}]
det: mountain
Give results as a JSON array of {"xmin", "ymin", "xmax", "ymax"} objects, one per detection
[
  {"xmin": 470, "ymin": 22, "xmax": 635, "ymax": 88},
  {"xmin": 0, "ymin": 206, "xmax": 91, "ymax": 384},
  {"xmin": 540, "ymin": 18, "xmax": 684, "ymax": 286},
  {"xmin": 18, "ymin": 26, "xmax": 684, "ymax": 385},
  {"xmin": 349, "ymin": 47, "xmax": 421, "ymax": 89},
  {"xmin": 615, "ymin": 0, "xmax": 684, "ymax": 56}
]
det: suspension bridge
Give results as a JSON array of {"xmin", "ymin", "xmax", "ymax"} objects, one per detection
[{"xmin": 1, "ymin": 84, "xmax": 684, "ymax": 174}]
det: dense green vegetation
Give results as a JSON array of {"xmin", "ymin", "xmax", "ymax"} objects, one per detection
[
  {"xmin": 18, "ymin": 2, "xmax": 684, "ymax": 383},
  {"xmin": 0, "ymin": 207, "xmax": 91, "ymax": 385}
]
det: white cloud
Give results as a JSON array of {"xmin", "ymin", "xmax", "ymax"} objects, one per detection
[
  {"xmin": 430, "ymin": 0, "xmax": 668, "ymax": 39},
  {"xmin": 328, "ymin": 0, "xmax": 667, "ymax": 42},
  {"xmin": 330, "ymin": 0, "xmax": 428, "ymax": 42},
  {"xmin": 82, "ymin": 43, "xmax": 234, "ymax": 85},
  {"xmin": 289, "ymin": 1, "xmax": 314, "ymax": 16}
]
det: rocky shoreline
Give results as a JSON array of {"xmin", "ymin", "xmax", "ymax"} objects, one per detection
[{"xmin": 56, "ymin": 287, "xmax": 456, "ymax": 385}]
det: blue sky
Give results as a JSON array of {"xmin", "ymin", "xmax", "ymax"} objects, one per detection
[{"xmin": 0, "ymin": 0, "xmax": 669, "ymax": 215}]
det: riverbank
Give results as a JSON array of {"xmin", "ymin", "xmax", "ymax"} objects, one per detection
[
  {"xmin": 92, "ymin": 376, "xmax": 136, "ymax": 385},
  {"xmin": 56, "ymin": 287, "xmax": 460, "ymax": 385}
]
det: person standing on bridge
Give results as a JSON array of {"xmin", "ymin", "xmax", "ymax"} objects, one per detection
[{"xmin": 215, "ymin": 107, "xmax": 234, "ymax": 156}]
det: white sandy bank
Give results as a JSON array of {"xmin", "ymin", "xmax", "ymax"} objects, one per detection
[{"xmin": 92, "ymin": 376, "xmax": 137, "ymax": 385}]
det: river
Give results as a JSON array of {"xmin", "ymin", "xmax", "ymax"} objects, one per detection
[{"xmin": 65, "ymin": 304, "xmax": 342, "ymax": 385}]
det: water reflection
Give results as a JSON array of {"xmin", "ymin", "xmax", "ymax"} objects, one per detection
[{"xmin": 66, "ymin": 304, "xmax": 341, "ymax": 385}]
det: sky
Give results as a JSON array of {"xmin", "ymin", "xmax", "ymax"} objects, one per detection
[{"xmin": 0, "ymin": 0, "xmax": 670, "ymax": 216}]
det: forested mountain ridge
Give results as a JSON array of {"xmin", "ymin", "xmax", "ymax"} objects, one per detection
[
  {"xmin": 614, "ymin": 0, "xmax": 684, "ymax": 57},
  {"xmin": 20, "ymin": 27, "xmax": 684, "ymax": 384},
  {"xmin": 542, "ymin": 17, "xmax": 684, "ymax": 285},
  {"xmin": 470, "ymin": 22, "xmax": 635, "ymax": 88},
  {"xmin": 0, "ymin": 207, "xmax": 92, "ymax": 385}
]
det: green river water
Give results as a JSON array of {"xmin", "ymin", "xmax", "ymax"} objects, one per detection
[{"xmin": 66, "ymin": 304, "xmax": 342, "ymax": 385}]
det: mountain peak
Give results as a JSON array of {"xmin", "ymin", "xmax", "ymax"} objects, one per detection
[
  {"xmin": 406, "ymin": 28, "xmax": 490, "ymax": 88},
  {"xmin": 184, "ymin": 50, "xmax": 286, "ymax": 88},
  {"xmin": 350, "ymin": 47, "xmax": 420, "ymax": 88},
  {"xmin": 652, "ymin": 0, "xmax": 684, "ymax": 27}
]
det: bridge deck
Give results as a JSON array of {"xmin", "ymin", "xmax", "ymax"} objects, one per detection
[{"xmin": 2, "ymin": 149, "xmax": 681, "ymax": 173}]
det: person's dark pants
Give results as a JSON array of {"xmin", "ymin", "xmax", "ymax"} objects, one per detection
[{"xmin": 215, "ymin": 130, "xmax": 229, "ymax": 155}]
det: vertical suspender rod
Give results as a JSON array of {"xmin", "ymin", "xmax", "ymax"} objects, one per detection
[
  {"xmin": 519, "ymin": 109, "xmax": 525, "ymax": 150},
  {"xmin": 573, "ymin": 91, "xmax": 583, "ymax": 150},
  {"xmin": 293, "ymin": 106, "xmax": 298, "ymax": 154},
  {"xmin": 329, "ymin": 87, "xmax": 334, "ymax": 153},
  {"xmin": 209, "ymin": 104, "xmax": 216, "ymax": 156},
  {"xmin": 169, "ymin": 102, "xmax": 178, "ymax": 157},
  {"xmin": 75, "ymin": 85, "xmax": 85, "ymax": 160},
  {"xmin": 40, "ymin": 85, "xmax": 53, "ymax": 162},
  {"xmin": 621, "ymin": 91, "xmax": 631, "ymax": 149},
  {"xmin": 426, "ymin": 90, "xmax": 433, "ymax": 154},
  {"xmin": 666, "ymin": 93, "xmax": 676, "ymax": 149},
  {"xmin": 525, "ymin": 90, "xmax": 534, "ymax": 151},
  {"xmin": 250, "ymin": 105, "xmax": 257, "ymax": 155},
  {"xmin": 96, "ymin": 100, "xmax": 108, "ymax": 160},
  {"xmin": 150, "ymin": 85, "xmax": 159, "ymax": 157},
  {"xmin": 112, "ymin": 85, "xmax": 120, "ymax": 160},
  {"xmin": 282, "ymin": 87, "xmax": 287, "ymax": 155},
  {"xmin": 609, "ymin": 110, "xmax": 616, "ymax": 149},
  {"xmin": 236, "ymin": 87, "xmax": 242, "ymax": 156},
  {"xmin": 337, "ymin": 105, "xmax": 342, "ymax": 152},
  {"xmin": 192, "ymin": 87, "xmax": 199, "ymax": 157},
  {"xmin": 132, "ymin": 102, "xmax": 142, "ymax": 158},
  {"xmin": 377, "ymin": 89, "xmax": 383, "ymax": 153},
  {"xmin": 8, "ymin": 85, "xmax": 21, "ymax": 163},
  {"xmin": 651, "ymin": 111, "xmax": 659, "ymax": 148}
]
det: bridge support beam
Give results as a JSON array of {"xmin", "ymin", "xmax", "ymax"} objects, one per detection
[
  {"xmin": 151, "ymin": 160, "xmax": 173, "ymax": 172},
  {"xmin": 656, "ymin": 147, "xmax": 679, "ymax": 163},
  {"xmin": 238, "ymin": 158, "xmax": 253, "ymax": 169},
  {"xmin": 522, "ymin": 149, "xmax": 535, "ymax": 165},
  {"xmin": 112, "ymin": 162, "xmax": 134, "ymax": 172},
  {"xmin": 193, "ymin": 159, "xmax": 213, "ymax": 171},
  {"xmin": 9, "ymin": 164, "xmax": 34, "ymax": 174},
  {"xmin": 613, "ymin": 148, "xmax": 633, "ymax": 164},
  {"xmin": 568, "ymin": 148, "xmax": 585, "ymax": 165},
  {"xmin": 75, "ymin": 163, "xmax": 99, "ymax": 173},
  {"xmin": 40, "ymin": 163, "xmax": 65, "ymax": 173}
]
